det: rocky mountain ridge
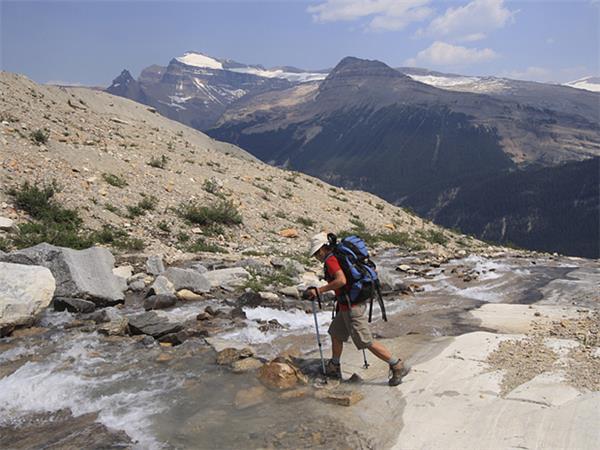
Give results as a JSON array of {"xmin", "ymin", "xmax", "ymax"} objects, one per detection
[{"xmin": 1, "ymin": 71, "xmax": 489, "ymax": 262}]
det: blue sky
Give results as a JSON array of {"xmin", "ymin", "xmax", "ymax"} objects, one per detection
[{"xmin": 1, "ymin": 0, "xmax": 598, "ymax": 86}]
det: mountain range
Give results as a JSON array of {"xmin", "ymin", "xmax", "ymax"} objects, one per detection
[{"xmin": 106, "ymin": 52, "xmax": 600, "ymax": 257}]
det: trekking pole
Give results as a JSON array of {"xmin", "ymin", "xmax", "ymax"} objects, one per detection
[{"xmin": 309, "ymin": 287, "xmax": 327, "ymax": 377}]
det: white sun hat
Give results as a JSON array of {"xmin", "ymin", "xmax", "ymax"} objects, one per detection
[{"xmin": 309, "ymin": 232, "xmax": 329, "ymax": 256}]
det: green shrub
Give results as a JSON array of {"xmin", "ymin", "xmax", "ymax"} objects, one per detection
[
  {"xmin": 147, "ymin": 155, "xmax": 168, "ymax": 169},
  {"xmin": 91, "ymin": 225, "xmax": 145, "ymax": 251},
  {"xmin": 242, "ymin": 265, "xmax": 296, "ymax": 292},
  {"xmin": 417, "ymin": 229, "xmax": 448, "ymax": 245},
  {"xmin": 296, "ymin": 217, "xmax": 315, "ymax": 227},
  {"xmin": 186, "ymin": 238, "xmax": 225, "ymax": 253},
  {"xmin": 104, "ymin": 203, "xmax": 121, "ymax": 215},
  {"xmin": 202, "ymin": 178, "xmax": 221, "ymax": 195},
  {"xmin": 378, "ymin": 231, "xmax": 412, "ymax": 246},
  {"xmin": 102, "ymin": 173, "xmax": 128, "ymax": 188},
  {"xmin": 275, "ymin": 211, "xmax": 286, "ymax": 219},
  {"xmin": 179, "ymin": 200, "xmax": 242, "ymax": 226},
  {"xmin": 138, "ymin": 195, "xmax": 157, "ymax": 211},
  {"xmin": 0, "ymin": 236, "xmax": 11, "ymax": 252},
  {"xmin": 30, "ymin": 129, "xmax": 49, "ymax": 145},
  {"xmin": 7, "ymin": 181, "xmax": 145, "ymax": 251},
  {"xmin": 126, "ymin": 195, "xmax": 157, "ymax": 218},
  {"xmin": 157, "ymin": 221, "xmax": 171, "ymax": 232}
]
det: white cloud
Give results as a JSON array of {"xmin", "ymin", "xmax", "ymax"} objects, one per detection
[
  {"xmin": 546, "ymin": 37, "xmax": 555, "ymax": 45},
  {"xmin": 420, "ymin": 0, "xmax": 516, "ymax": 41},
  {"xmin": 307, "ymin": 0, "xmax": 433, "ymax": 31},
  {"xmin": 406, "ymin": 41, "xmax": 498, "ymax": 67},
  {"xmin": 502, "ymin": 66, "xmax": 552, "ymax": 82},
  {"xmin": 501, "ymin": 65, "xmax": 593, "ymax": 83},
  {"xmin": 45, "ymin": 80, "xmax": 84, "ymax": 86}
]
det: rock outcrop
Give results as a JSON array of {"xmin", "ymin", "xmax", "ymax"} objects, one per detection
[
  {"xmin": 0, "ymin": 262, "xmax": 55, "ymax": 336},
  {"xmin": 0, "ymin": 244, "xmax": 125, "ymax": 306}
]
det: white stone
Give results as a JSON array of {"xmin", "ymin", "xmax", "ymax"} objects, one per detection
[
  {"xmin": 113, "ymin": 265, "xmax": 133, "ymax": 280},
  {"xmin": 0, "ymin": 262, "xmax": 55, "ymax": 333},
  {"xmin": 203, "ymin": 267, "xmax": 250, "ymax": 288},
  {"xmin": 0, "ymin": 217, "xmax": 14, "ymax": 230}
]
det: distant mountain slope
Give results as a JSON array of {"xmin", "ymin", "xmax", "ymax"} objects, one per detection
[
  {"xmin": 1, "ymin": 71, "xmax": 476, "ymax": 259},
  {"xmin": 106, "ymin": 51, "xmax": 326, "ymax": 130},
  {"xmin": 207, "ymin": 57, "xmax": 600, "ymax": 257},
  {"xmin": 410, "ymin": 158, "xmax": 600, "ymax": 258}
]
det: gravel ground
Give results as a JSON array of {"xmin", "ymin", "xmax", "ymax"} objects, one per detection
[{"xmin": 486, "ymin": 310, "xmax": 600, "ymax": 395}]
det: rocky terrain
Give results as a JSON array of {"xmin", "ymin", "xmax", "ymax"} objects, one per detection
[
  {"xmin": 0, "ymin": 69, "xmax": 598, "ymax": 450},
  {"xmin": 1, "ymin": 71, "xmax": 476, "ymax": 261}
]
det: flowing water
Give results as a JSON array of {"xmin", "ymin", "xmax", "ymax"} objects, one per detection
[{"xmin": 0, "ymin": 252, "xmax": 598, "ymax": 449}]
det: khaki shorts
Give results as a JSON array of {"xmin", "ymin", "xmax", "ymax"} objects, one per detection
[{"xmin": 328, "ymin": 302, "xmax": 373, "ymax": 350}]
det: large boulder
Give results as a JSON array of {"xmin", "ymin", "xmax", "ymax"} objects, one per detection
[
  {"xmin": 164, "ymin": 267, "xmax": 211, "ymax": 293},
  {"xmin": 127, "ymin": 311, "xmax": 183, "ymax": 338},
  {"xmin": 145, "ymin": 255, "xmax": 165, "ymax": 275},
  {"xmin": 0, "ymin": 262, "xmax": 55, "ymax": 336},
  {"xmin": 203, "ymin": 267, "xmax": 250, "ymax": 289},
  {"xmin": 0, "ymin": 243, "xmax": 125, "ymax": 306}
]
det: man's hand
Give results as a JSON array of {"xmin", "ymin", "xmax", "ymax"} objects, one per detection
[{"xmin": 302, "ymin": 287, "xmax": 318, "ymax": 300}]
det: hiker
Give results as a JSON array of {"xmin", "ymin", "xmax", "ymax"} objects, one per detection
[{"xmin": 306, "ymin": 232, "xmax": 409, "ymax": 386}]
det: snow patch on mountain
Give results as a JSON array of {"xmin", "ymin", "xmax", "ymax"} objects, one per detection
[
  {"xmin": 229, "ymin": 67, "xmax": 327, "ymax": 83},
  {"xmin": 407, "ymin": 74, "xmax": 510, "ymax": 94},
  {"xmin": 564, "ymin": 76, "xmax": 600, "ymax": 93},
  {"xmin": 176, "ymin": 52, "xmax": 223, "ymax": 70}
]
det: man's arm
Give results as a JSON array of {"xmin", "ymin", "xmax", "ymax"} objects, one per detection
[{"xmin": 316, "ymin": 269, "xmax": 346, "ymax": 295}]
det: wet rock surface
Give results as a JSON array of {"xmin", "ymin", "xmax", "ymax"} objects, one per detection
[
  {"xmin": 0, "ymin": 251, "xmax": 597, "ymax": 449},
  {"xmin": 0, "ymin": 244, "xmax": 125, "ymax": 306},
  {"xmin": 0, "ymin": 409, "xmax": 133, "ymax": 449}
]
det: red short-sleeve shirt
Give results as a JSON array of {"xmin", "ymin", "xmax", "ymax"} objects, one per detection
[{"xmin": 324, "ymin": 255, "xmax": 353, "ymax": 311}]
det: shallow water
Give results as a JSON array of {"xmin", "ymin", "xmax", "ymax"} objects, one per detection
[{"xmin": 0, "ymin": 253, "xmax": 598, "ymax": 449}]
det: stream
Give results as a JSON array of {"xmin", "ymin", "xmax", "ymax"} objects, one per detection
[{"xmin": 0, "ymin": 251, "xmax": 598, "ymax": 449}]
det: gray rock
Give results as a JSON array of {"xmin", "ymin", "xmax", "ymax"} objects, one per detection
[
  {"xmin": 0, "ymin": 217, "xmax": 14, "ymax": 231},
  {"xmin": 0, "ymin": 243, "xmax": 125, "ymax": 306},
  {"xmin": 189, "ymin": 262, "xmax": 208, "ymax": 273},
  {"xmin": 145, "ymin": 255, "xmax": 165, "ymax": 275},
  {"xmin": 128, "ymin": 311, "xmax": 183, "ymax": 338},
  {"xmin": 98, "ymin": 316, "xmax": 129, "ymax": 336},
  {"xmin": 53, "ymin": 297, "xmax": 96, "ymax": 314},
  {"xmin": 147, "ymin": 275, "xmax": 175, "ymax": 296},
  {"xmin": 0, "ymin": 262, "xmax": 55, "ymax": 336},
  {"xmin": 270, "ymin": 257, "xmax": 304, "ymax": 275},
  {"xmin": 129, "ymin": 279, "xmax": 146, "ymax": 292},
  {"xmin": 203, "ymin": 267, "xmax": 250, "ymax": 289},
  {"xmin": 143, "ymin": 294, "xmax": 177, "ymax": 311},
  {"xmin": 279, "ymin": 286, "xmax": 300, "ymax": 299},
  {"xmin": 237, "ymin": 291, "xmax": 284, "ymax": 309},
  {"xmin": 164, "ymin": 267, "xmax": 211, "ymax": 293},
  {"xmin": 113, "ymin": 265, "xmax": 133, "ymax": 279}
]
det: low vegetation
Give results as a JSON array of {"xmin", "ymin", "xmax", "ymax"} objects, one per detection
[
  {"xmin": 243, "ymin": 265, "xmax": 296, "ymax": 292},
  {"xmin": 102, "ymin": 173, "xmax": 128, "ymax": 188},
  {"xmin": 179, "ymin": 199, "xmax": 242, "ymax": 226},
  {"xmin": 30, "ymin": 129, "xmax": 49, "ymax": 145},
  {"xmin": 5, "ymin": 181, "xmax": 144, "ymax": 251},
  {"xmin": 147, "ymin": 154, "xmax": 169, "ymax": 169}
]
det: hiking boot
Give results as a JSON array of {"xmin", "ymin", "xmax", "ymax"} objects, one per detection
[
  {"xmin": 388, "ymin": 362, "xmax": 409, "ymax": 386},
  {"xmin": 324, "ymin": 359, "xmax": 342, "ymax": 379}
]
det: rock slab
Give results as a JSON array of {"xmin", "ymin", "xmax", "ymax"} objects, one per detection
[
  {"xmin": 128, "ymin": 311, "xmax": 183, "ymax": 338},
  {"xmin": 164, "ymin": 267, "xmax": 211, "ymax": 293},
  {"xmin": 0, "ymin": 262, "xmax": 55, "ymax": 336},
  {"xmin": 0, "ymin": 243, "xmax": 125, "ymax": 306}
]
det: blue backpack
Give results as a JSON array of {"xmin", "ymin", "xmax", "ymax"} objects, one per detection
[{"xmin": 325, "ymin": 233, "xmax": 387, "ymax": 322}]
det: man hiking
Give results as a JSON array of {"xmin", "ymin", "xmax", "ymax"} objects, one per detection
[{"xmin": 306, "ymin": 232, "xmax": 409, "ymax": 386}]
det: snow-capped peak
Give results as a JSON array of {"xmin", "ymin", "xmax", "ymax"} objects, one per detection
[
  {"xmin": 563, "ymin": 76, "xmax": 600, "ymax": 93},
  {"xmin": 176, "ymin": 51, "xmax": 223, "ymax": 70}
]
